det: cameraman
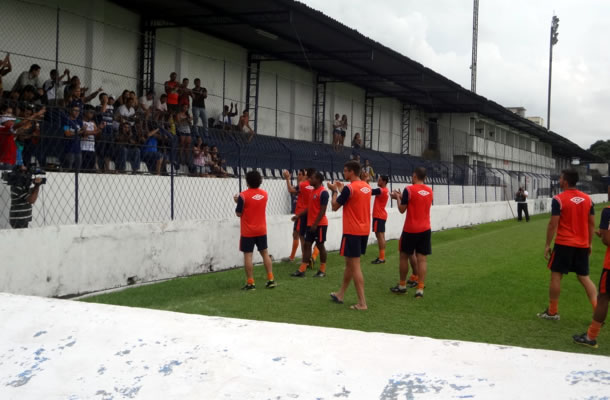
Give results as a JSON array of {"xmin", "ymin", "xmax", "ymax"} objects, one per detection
[
  {"xmin": 9, "ymin": 166, "xmax": 42, "ymax": 229},
  {"xmin": 515, "ymin": 187, "xmax": 530, "ymax": 222}
]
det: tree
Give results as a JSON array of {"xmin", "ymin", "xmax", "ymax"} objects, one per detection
[{"xmin": 588, "ymin": 140, "xmax": 610, "ymax": 161}]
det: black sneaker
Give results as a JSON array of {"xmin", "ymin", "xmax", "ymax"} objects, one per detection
[
  {"xmin": 241, "ymin": 284, "xmax": 256, "ymax": 290},
  {"xmin": 390, "ymin": 285, "xmax": 407, "ymax": 294},
  {"xmin": 407, "ymin": 281, "xmax": 418, "ymax": 288},
  {"xmin": 291, "ymin": 270, "xmax": 306, "ymax": 278},
  {"xmin": 371, "ymin": 258, "xmax": 385, "ymax": 264},
  {"xmin": 265, "ymin": 280, "xmax": 277, "ymax": 289},
  {"xmin": 573, "ymin": 333, "xmax": 598, "ymax": 348},
  {"xmin": 536, "ymin": 308, "xmax": 560, "ymax": 320},
  {"xmin": 313, "ymin": 270, "xmax": 326, "ymax": 278},
  {"xmin": 414, "ymin": 290, "xmax": 424, "ymax": 298}
]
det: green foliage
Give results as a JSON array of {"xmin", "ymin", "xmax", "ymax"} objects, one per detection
[
  {"xmin": 589, "ymin": 140, "xmax": 610, "ymax": 161},
  {"xmin": 84, "ymin": 203, "xmax": 610, "ymax": 356}
]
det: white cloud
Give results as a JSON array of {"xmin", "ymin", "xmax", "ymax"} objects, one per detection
[{"xmin": 299, "ymin": 0, "xmax": 610, "ymax": 149}]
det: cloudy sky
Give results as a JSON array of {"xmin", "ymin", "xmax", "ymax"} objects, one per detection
[{"xmin": 300, "ymin": 0, "xmax": 609, "ymax": 149}]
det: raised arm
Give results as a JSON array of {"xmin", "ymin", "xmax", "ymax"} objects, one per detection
[
  {"xmin": 282, "ymin": 170, "xmax": 298, "ymax": 194},
  {"xmin": 327, "ymin": 181, "xmax": 345, "ymax": 212}
]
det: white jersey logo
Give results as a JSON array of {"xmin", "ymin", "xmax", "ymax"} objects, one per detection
[
  {"xmin": 360, "ymin": 187, "xmax": 371, "ymax": 194},
  {"xmin": 418, "ymin": 190, "xmax": 431, "ymax": 197},
  {"xmin": 305, "ymin": 185, "xmax": 314, "ymax": 190},
  {"xmin": 570, "ymin": 197, "xmax": 585, "ymax": 205},
  {"xmin": 252, "ymin": 194, "xmax": 265, "ymax": 201}
]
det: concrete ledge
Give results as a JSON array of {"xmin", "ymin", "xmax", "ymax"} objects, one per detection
[
  {"xmin": 0, "ymin": 293, "xmax": 608, "ymax": 399},
  {"xmin": 1, "ymin": 194, "xmax": 607, "ymax": 297}
]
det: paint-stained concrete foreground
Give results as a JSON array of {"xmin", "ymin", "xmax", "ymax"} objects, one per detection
[{"xmin": 0, "ymin": 293, "xmax": 608, "ymax": 399}]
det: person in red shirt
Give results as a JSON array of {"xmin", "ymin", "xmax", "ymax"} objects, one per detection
[
  {"xmin": 234, "ymin": 170, "xmax": 275, "ymax": 290},
  {"xmin": 390, "ymin": 167, "xmax": 433, "ymax": 298},
  {"xmin": 291, "ymin": 172, "xmax": 329, "ymax": 278},
  {"xmin": 371, "ymin": 175, "xmax": 390, "ymax": 264},
  {"xmin": 539, "ymin": 169, "xmax": 597, "ymax": 320},
  {"xmin": 164, "ymin": 72, "xmax": 180, "ymax": 115},
  {"xmin": 0, "ymin": 104, "xmax": 17, "ymax": 168},
  {"xmin": 327, "ymin": 160, "xmax": 371, "ymax": 310},
  {"xmin": 573, "ymin": 206, "xmax": 610, "ymax": 348},
  {"xmin": 283, "ymin": 168, "xmax": 321, "ymax": 266}
]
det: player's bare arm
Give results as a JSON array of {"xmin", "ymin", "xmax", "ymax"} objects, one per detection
[
  {"xmin": 588, "ymin": 213, "xmax": 595, "ymax": 255},
  {"xmin": 391, "ymin": 190, "xmax": 407, "ymax": 214},
  {"xmin": 327, "ymin": 181, "xmax": 344, "ymax": 211},
  {"xmin": 282, "ymin": 170, "xmax": 298, "ymax": 194},
  {"xmin": 601, "ymin": 228, "xmax": 610, "ymax": 247},
  {"xmin": 291, "ymin": 210, "xmax": 307, "ymax": 221},
  {"xmin": 233, "ymin": 194, "xmax": 242, "ymax": 217},
  {"xmin": 545, "ymin": 215, "xmax": 560, "ymax": 259},
  {"xmin": 310, "ymin": 203, "xmax": 327, "ymax": 231}
]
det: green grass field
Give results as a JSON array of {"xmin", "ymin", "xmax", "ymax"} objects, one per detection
[{"xmin": 84, "ymin": 203, "xmax": 610, "ymax": 356}]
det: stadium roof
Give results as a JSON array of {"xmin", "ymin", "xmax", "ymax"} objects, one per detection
[{"xmin": 118, "ymin": 0, "xmax": 596, "ymax": 161}]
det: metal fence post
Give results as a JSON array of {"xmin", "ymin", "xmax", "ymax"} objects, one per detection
[
  {"xmin": 170, "ymin": 139, "xmax": 175, "ymax": 220},
  {"xmin": 74, "ymin": 171, "xmax": 79, "ymax": 224}
]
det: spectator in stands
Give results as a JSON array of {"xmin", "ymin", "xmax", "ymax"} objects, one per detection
[
  {"xmin": 363, "ymin": 159, "xmax": 375, "ymax": 179},
  {"xmin": 191, "ymin": 78, "xmax": 208, "ymax": 138},
  {"xmin": 19, "ymin": 85, "xmax": 40, "ymax": 105},
  {"xmin": 192, "ymin": 143, "xmax": 209, "ymax": 176},
  {"xmin": 16, "ymin": 104, "xmax": 46, "ymax": 167},
  {"xmin": 139, "ymin": 120, "xmax": 164, "ymax": 175},
  {"xmin": 164, "ymin": 72, "xmax": 180, "ymax": 115},
  {"xmin": 66, "ymin": 85, "xmax": 103, "ymax": 113},
  {"xmin": 96, "ymin": 93, "xmax": 115, "ymax": 172},
  {"xmin": 115, "ymin": 122, "xmax": 140, "ymax": 173},
  {"xmin": 333, "ymin": 113, "xmax": 342, "ymax": 150},
  {"xmin": 108, "ymin": 95, "xmax": 115, "ymax": 108},
  {"xmin": 63, "ymin": 104, "xmax": 84, "ymax": 170},
  {"xmin": 11, "ymin": 64, "xmax": 43, "ymax": 96},
  {"xmin": 42, "ymin": 68, "xmax": 70, "ymax": 106},
  {"xmin": 238, "ymin": 109, "xmax": 254, "ymax": 141},
  {"xmin": 352, "ymin": 132, "xmax": 362, "ymax": 149},
  {"xmin": 210, "ymin": 145, "xmax": 228, "ymax": 176},
  {"xmin": 118, "ymin": 96, "xmax": 136, "ymax": 126},
  {"xmin": 216, "ymin": 103, "xmax": 238, "ymax": 130},
  {"xmin": 138, "ymin": 90, "xmax": 154, "ymax": 115},
  {"xmin": 0, "ymin": 53, "xmax": 13, "ymax": 96},
  {"xmin": 0, "ymin": 105, "xmax": 17, "ymax": 169},
  {"xmin": 155, "ymin": 93, "xmax": 168, "ymax": 118},
  {"xmin": 176, "ymin": 103, "xmax": 193, "ymax": 166},
  {"xmin": 115, "ymin": 89, "xmax": 130, "ymax": 110},
  {"xmin": 81, "ymin": 104, "xmax": 101, "ymax": 171},
  {"xmin": 179, "ymin": 78, "xmax": 191, "ymax": 108},
  {"xmin": 340, "ymin": 114, "xmax": 348, "ymax": 146}
]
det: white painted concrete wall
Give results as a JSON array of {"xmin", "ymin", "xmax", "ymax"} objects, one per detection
[
  {"xmin": 2, "ymin": 194, "xmax": 606, "ymax": 298},
  {"xmin": 1, "ymin": 293, "xmax": 609, "ymax": 399}
]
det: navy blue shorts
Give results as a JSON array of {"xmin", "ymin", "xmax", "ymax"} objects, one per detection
[
  {"xmin": 293, "ymin": 214, "xmax": 308, "ymax": 236},
  {"xmin": 372, "ymin": 218, "xmax": 386, "ymax": 233},
  {"xmin": 240, "ymin": 235, "xmax": 268, "ymax": 253},
  {"xmin": 304, "ymin": 225, "xmax": 328, "ymax": 244},
  {"xmin": 340, "ymin": 234, "xmax": 368, "ymax": 258},
  {"xmin": 547, "ymin": 244, "xmax": 589, "ymax": 276},
  {"xmin": 399, "ymin": 230, "xmax": 432, "ymax": 256}
]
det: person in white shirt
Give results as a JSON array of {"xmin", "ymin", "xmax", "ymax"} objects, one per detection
[
  {"xmin": 138, "ymin": 91, "xmax": 154, "ymax": 115},
  {"xmin": 155, "ymin": 94, "xmax": 168, "ymax": 118},
  {"xmin": 118, "ymin": 97, "xmax": 136, "ymax": 126},
  {"xmin": 42, "ymin": 68, "xmax": 69, "ymax": 106},
  {"xmin": 515, "ymin": 187, "xmax": 530, "ymax": 222},
  {"xmin": 81, "ymin": 105, "xmax": 102, "ymax": 171}
]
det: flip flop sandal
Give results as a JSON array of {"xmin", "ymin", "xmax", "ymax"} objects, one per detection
[{"xmin": 330, "ymin": 293, "xmax": 343, "ymax": 304}]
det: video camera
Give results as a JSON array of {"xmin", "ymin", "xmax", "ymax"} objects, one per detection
[{"xmin": 1, "ymin": 165, "xmax": 46, "ymax": 187}]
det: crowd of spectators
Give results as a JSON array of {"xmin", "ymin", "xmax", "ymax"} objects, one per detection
[{"xmin": 0, "ymin": 58, "xmax": 248, "ymax": 177}]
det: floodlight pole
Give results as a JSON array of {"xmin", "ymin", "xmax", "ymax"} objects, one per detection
[{"xmin": 547, "ymin": 15, "xmax": 559, "ymax": 130}]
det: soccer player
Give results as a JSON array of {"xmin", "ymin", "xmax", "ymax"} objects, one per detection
[
  {"xmin": 283, "ymin": 168, "xmax": 319, "ymax": 265},
  {"xmin": 573, "ymin": 206, "xmax": 610, "ymax": 348},
  {"xmin": 371, "ymin": 175, "xmax": 390, "ymax": 264},
  {"xmin": 390, "ymin": 167, "xmax": 433, "ymax": 298},
  {"xmin": 291, "ymin": 171, "xmax": 328, "ymax": 278},
  {"xmin": 234, "ymin": 170, "xmax": 275, "ymax": 290},
  {"xmin": 327, "ymin": 160, "xmax": 372, "ymax": 310},
  {"xmin": 538, "ymin": 169, "xmax": 597, "ymax": 320}
]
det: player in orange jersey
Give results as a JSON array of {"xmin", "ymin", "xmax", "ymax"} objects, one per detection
[
  {"xmin": 390, "ymin": 167, "xmax": 433, "ymax": 298},
  {"xmin": 371, "ymin": 175, "xmax": 390, "ymax": 264},
  {"xmin": 234, "ymin": 170, "xmax": 275, "ymax": 290},
  {"xmin": 291, "ymin": 171, "xmax": 329, "ymax": 278},
  {"xmin": 327, "ymin": 161, "xmax": 372, "ymax": 310},
  {"xmin": 538, "ymin": 169, "xmax": 597, "ymax": 320},
  {"xmin": 573, "ymin": 205, "xmax": 610, "ymax": 348}
]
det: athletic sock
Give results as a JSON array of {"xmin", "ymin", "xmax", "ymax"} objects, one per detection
[
  {"xmin": 320, "ymin": 263, "xmax": 326, "ymax": 273},
  {"xmin": 289, "ymin": 239, "xmax": 299, "ymax": 260},
  {"xmin": 587, "ymin": 320, "xmax": 603, "ymax": 340},
  {"xmin": 312, "ymin": 247, "xmax": 320, "ymax": 261},
  {"xmin": 549, "ymin": 299, "xmax": 559, "ymax": 315},
  {"xmin": 247, "ymin": 278, "xmax": 254, "ymax": 285},
  {"xmin": 399, "ymin": 280, "xmax": 407, "ymax": 289},
  {"xmin": 409, "ymin": 274, "xmax": 418, "ymax": 282},
  {"xmin": 379, "ymin": 249, "xmax": 385, "ymax": 261},
  {"xmin": 298, "ymin": 263, "xmax": 308, "ymax": 273},
  {"xmin": 267, "ymin": 273, "xmax": 274, "ymax": 281},
  {"xmin": 417, "ymin": 282, "xmax": 425, "ymax": 290}
]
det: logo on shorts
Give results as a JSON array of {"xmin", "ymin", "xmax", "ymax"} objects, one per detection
[
  {"xmin": 252, "ymin": 194, "xmax": 265, "ymax": 200},
  {"xmin": 360, "ymin": 187, "xmax": 371, "ymax": 194},
  {"xmin": 418, "ymin": 190, "xmax": 430, "ymax": 196},
  {"xmin": 570, "ymin": 197, "xmax": 585, "ymax": 204}
]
